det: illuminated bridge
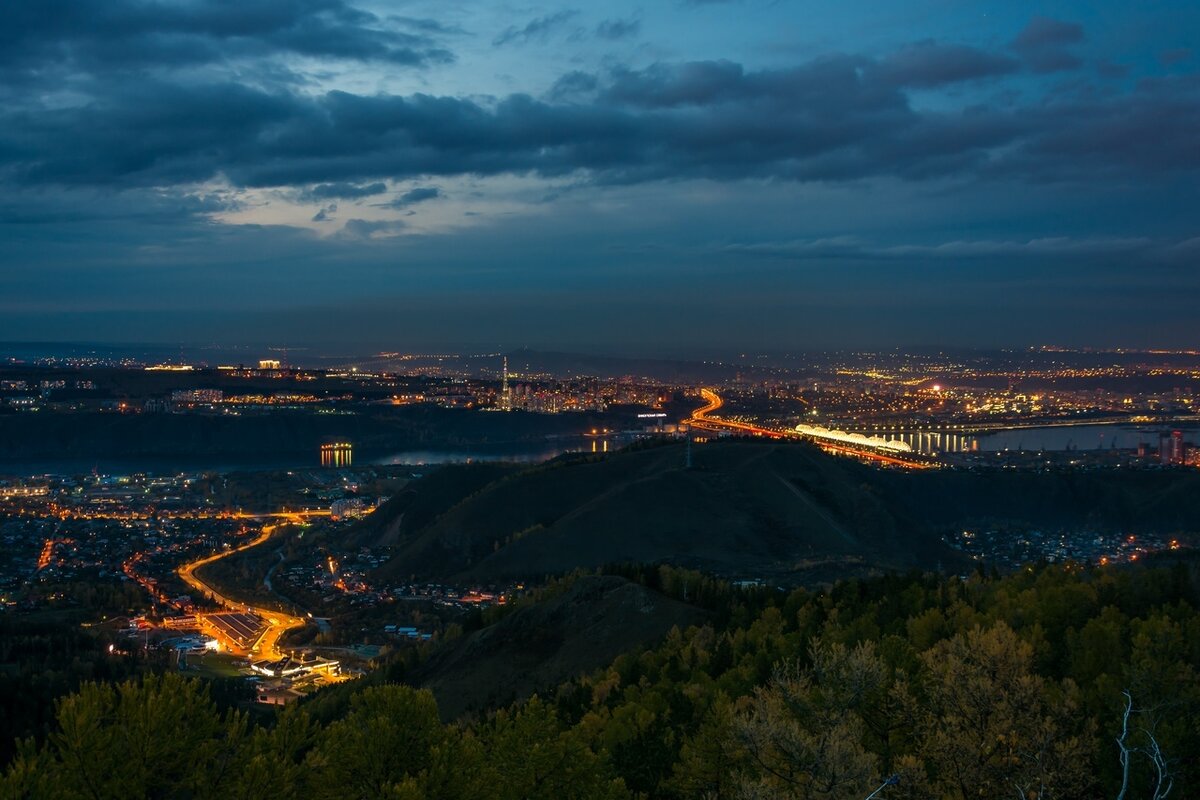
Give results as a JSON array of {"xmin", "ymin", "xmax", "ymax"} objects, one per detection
[
  {"xmin": 793, "ymin": 424, "xmax": 914, "ymax": 453},
  {"xmin": 690, "ymin": 388, "xmax": 931, "ymax": 469}
]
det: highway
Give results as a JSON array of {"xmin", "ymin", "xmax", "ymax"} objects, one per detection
[
  {"xmin": 23, "ymin": 506, "xmax": 331, "ymax": 522},
  {"xmin": 176, "ymin": 518, "xmax": 310, "ymax": 660},
  {"xmin": 690, "ymin": 388, "xmax": 931, "ymax": 469}
]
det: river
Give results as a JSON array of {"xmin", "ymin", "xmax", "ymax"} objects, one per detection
[
  {"xmin": 875, "ymin": 423, "xmax": 1198, "ymax": 454},
  {"xmin": 0, "ymin": 436, "xmax": 623, "ymax": 477}
]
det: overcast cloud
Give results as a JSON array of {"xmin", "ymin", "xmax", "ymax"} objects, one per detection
[{"xmin": 1, "ymin": 0, "xmax": 1197, "ymax": 351}]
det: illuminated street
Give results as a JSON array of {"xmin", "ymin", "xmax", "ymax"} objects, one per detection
[{"xmin": 175, "ymin": 519, "xmax": 316, "ymax": 660}]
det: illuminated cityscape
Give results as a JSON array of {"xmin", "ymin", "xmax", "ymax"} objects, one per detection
[{"xmin": 2, "ymin": 0, "xmax": 1199, "ymax": 796}]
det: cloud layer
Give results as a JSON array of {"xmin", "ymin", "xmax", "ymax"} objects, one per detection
[
  {"xmin": 1, "ymin": 1, "xmax": 1198, "ymax": 349},
  {"xmin": 4, "ymin": 52, "xmax": 1198, "ymax": 194}
]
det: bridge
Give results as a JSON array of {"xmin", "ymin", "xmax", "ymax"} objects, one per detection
[{"xmin": 689, "ymin": 389, "xmax": 932, "ymax": 469}]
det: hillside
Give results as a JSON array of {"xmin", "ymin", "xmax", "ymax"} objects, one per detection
[
  {"xmin": 13, "ymin": 564, "xmax": 1200, "ymax": 798},
  {"xmin": 342, "ymin": 462, "xmax": 522, "ymax": 549},
  {"xmin": 410, "ymin": 575, "xmax": 706, "ymax": 719},
  {"xmin": 369, "ymin": 440, "xmax": 956, "ymax": 584},
  {"xmin": 358, "ymin": 440, "xmax": 1200, "ymax": 587},
  {"xmin": 875, "ymin": 468, "xmax": 1200, "ymax": 533}
]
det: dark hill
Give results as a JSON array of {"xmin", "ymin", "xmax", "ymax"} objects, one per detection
[
  {"xmin": 370, "ymin": 440, "xmax": 957, "ymax": 584},
  {"xmin": 410, "ymin": 575, "xmax": 706, "ymax": 720},
  {"xmin": 361, "ymin": 441, "xmax": 1200, "ymax": 586},
  {"xmin": 342, "ymin": 462, "xmax": 522, "ymax": 549},
  {"xmin": 875, "ymin": 468, "xmax": 1200, "ymax": 533}
]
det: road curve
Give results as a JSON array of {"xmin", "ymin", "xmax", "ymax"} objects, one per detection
[{"xmin": 177, "ymin": 523, "xmax": 308, "ymax": 660}]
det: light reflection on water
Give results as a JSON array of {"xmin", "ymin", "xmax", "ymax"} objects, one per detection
[
  {"xmin": 0, "ymin": 438, "xmax": 613, "ymax": 477},
  {"xmin": 320, "ymin": 443, "xmax": 353, "ymax": 467},
  {"xmin": 864, "ymin": 424, "xmax": 1194, "ymax": 454},
  {"xmin": 373, "ymin": 437, "xmax": 611, "ymax": 466}
]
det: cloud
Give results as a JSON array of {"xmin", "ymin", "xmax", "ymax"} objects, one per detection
[
  {"xmin": 1, "ymin": 41, "xmax": 1197, "ymax": 197},
  {"xmin": 493, "ymin": 11, "xmax": 579, "ymax": 47},
  {"xmin": 1159, "ymin": 48, "xmax": 1193, "ymax": 67},
  {"xmin": 303, "ymin": 182, "xmax": 388, "ymax": 200},
  {"xmin": 547, "ymin": 70, "xmax": 600, "ymax": 101},
  {"xmin": 0, "ymin": 0, "xmax": 455, "ymax": 88},
  {"xmin": 1011, "ymin": 16, "xmax": 1084, "ymax": 73},
  {"xmin": 389, "ymin": 16, "xmax": 468, "ymax": 36},
  {"xmin": 1, "ymin": 5, "xmax": 1196, "ymax": 352},
  {"xmin": 595, "ymin": 18, "xmax": 640, "ymax": 41},
  {"xmin": 383, "ymin": 186, "xmax": 441, "ymax": 208},
  {"xmin": 994, "ymin": 75, "xmax": 1200, "ymax": 180},
  {"xmin": 336, "ymin": 218, "xmax": 406, "ymax": 239},
  {"xmin": 601, "ymin": 60, "xmax": 752, "ymax": 107},
  {"xmin": 874, "ymin": 41, "xmax": 1019, "ymax": 88},
  {"xmin": 724, "ymin": 235, "xmax": 1164, "ymax": 262},
  {"xmin": 1013, "ymin": 16, "xmax": 1085, "ymax": 49}
]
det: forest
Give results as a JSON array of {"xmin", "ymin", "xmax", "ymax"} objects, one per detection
[{"xmin": 3, "ymin": 559, "xmax": 1197, "ymax": 799}]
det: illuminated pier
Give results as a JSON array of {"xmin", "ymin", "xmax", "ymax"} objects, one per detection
[{"xmin": 320, "ymin": 441, "xmax": 353, "ymax": 467}]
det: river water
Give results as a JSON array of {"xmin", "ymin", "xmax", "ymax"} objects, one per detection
[
  {"xmin": 877, "ymin": 423, "xmax": 1197, "ymax": 454},
  {"xmin": 0, "ymin": 436, "xmax": 619, "ymax": 477}
]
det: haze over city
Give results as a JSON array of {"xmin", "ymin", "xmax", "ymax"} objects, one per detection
[{"xmin": 3, "ymin": 0, "xmax": 1198, "ymax": 351}]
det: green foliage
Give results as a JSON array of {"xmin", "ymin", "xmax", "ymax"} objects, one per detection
[
  {"xmin": 479, "ymin": 696, "xmax": 627, "ymax": 800},
  {"xmin": 5, "ymin": 562, "xmax": 1200, "ymax": 799},
  {"xmin": 0, "ymin": 615, "xmax": 154, "ymax": 767},
  {"xmin": 3, "ymin": 673, "xmax": 253, "ymax": 800},
  {"xmin": 305, "ymin": 685, "xmax": 478, "ymax": 799}
]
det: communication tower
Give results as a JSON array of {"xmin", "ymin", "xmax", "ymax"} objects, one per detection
[{"xmin": 500, "ymin": 356, "xmax": 513, "ymax": 411}]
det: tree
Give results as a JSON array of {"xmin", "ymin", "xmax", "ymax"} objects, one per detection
[
  {"xmin": 915, "ymin": 623, "xmax": 1092, "ymax": 800},
  {"xmin": 305, "ymin": 684, "xmax": 480, "ymax": 800},
  {"xmin": 219, "ymin": 703, "xmax": 317, "ymax": 800},
  {"xmin": 731, "ymin": 641, "xmax": 887, "ymax": 800},
  {"xmin": 1115, "ymin": 690, "xmax": 1175, "ymax": 800},
  {"xmin": 480, "ymin": 696, "xmax": 628, "ymax": 800},
  {"xmin": 2, "ymin": 673, "xmax": 250, "ymax": 800},
  {"xmin": 668, "ymin": 694, "xmax": 742, "ymax": 799}
]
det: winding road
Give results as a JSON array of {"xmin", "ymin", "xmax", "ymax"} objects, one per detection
[{"xmin": 177, "ymin": 514, "xmax": 318, "ymax": 660}]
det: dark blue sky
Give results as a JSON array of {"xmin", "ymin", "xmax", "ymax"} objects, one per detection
[{"xmin": 1, "ymin": 0, "xmax": 1198, "ymax": 353}]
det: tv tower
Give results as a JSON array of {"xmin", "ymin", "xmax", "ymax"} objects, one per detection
[{"xmin": 500, "ymin": 356, "xmax": 512, "ymax": 411}]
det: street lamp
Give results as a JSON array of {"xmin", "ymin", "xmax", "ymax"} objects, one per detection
[{"xmin": 865, "ymin": 775, "xmax": 900, "ymax": 800}]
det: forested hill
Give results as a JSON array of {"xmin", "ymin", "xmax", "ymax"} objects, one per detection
[
  {"xmin": 363, "ymin": 440, "xmax": 959, "ymax": 584},
  {"xmin": 6, "ymin": 559, "xmax": 1199, "ymax": 798},
  {"xmin": 875, "ymin": 466, "xmax": 1200, "ymax": 533},
  {"xmin": 410, "ymin": 574, "xmax": 707, "ymax": 719},
  {"xmin": 356, "ymin": 439, "xmax": 1200, "ymax": 585}
]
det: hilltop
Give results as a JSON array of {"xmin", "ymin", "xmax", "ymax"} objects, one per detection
[
  {"xmin": 364, "ymin": 439, "xmax": 957, "ymax": 585},
  {"xmin": 355, "ymin": 439, "xmax": 1200, "ymax": 587}
]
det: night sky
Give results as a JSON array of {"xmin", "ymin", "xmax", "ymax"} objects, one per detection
[{"xmin": 2, "ymin": 1, "xmax": 1198, "ymax": 353}]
